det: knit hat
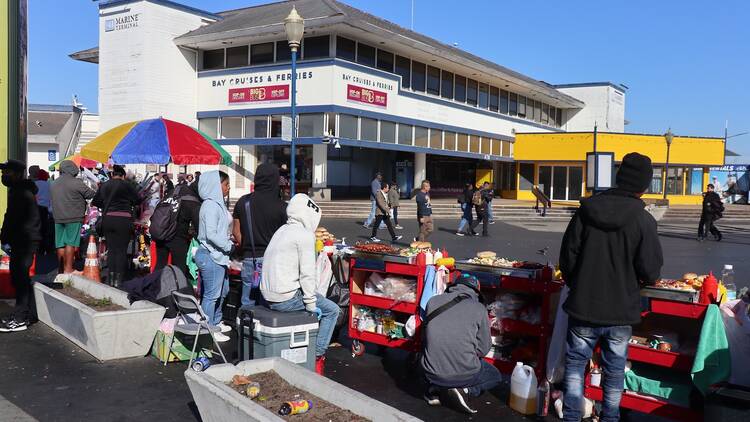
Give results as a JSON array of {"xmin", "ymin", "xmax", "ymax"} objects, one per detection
[
  {"xmin": 449, "ymin": 273, "xmax": 484, "ymax": 303},
  {"xmin": 616, "ymin": 152, "xmax": 653, "ymax": 193}
]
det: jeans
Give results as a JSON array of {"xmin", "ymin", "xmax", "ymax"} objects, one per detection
[
  {"xmin": 563, "ymin": 321, "xmax": 631, "ymax": 422},
  {"xmin": 457, "ymin": 203, "xmax": 474, "ymax": 233},
  {"xmin": 267, "ymin": 291, "xmax": 340, "ymax": 357},
  {"xmin": 365, "ymin": 199, "xmax": 377, "ymax": 226},
  {"xmin": 487, "ymin": 201, "xmax": 494, "ymax": 221},
  {"xmin": 427, "ymin": 360, "xmax": 502, "ymax": 397},
  {"xmin": 10, "ymin": 241, "xmax": 38, "ymax": 322},
  {"xmin": 240, "ymin": 257, "xmax": 263, "ymax": 307},
  {"xmin": 195, "ymin": 247, "xmax": 229, "ymax": 326},
  {"xmin": 391, "ymin": 207, "xmax": 399, "ymax": 225}
]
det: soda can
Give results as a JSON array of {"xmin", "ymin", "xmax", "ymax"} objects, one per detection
[{"xmin": 192, "ymin": 357, "xmax": 211, "ymax": 372}]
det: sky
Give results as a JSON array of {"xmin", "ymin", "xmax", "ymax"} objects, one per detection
[{"xmin": 28, "ymin": 0, "xmax": 750, "ymax": 154}]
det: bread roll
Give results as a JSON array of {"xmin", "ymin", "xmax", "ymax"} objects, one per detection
[
  {"xmin": 682, "ymin": 273, "xmax": 698, "ymax": 281},
  {"xmin": 410, "ymin": 241, "xmax": 420, "ymax": 248},
  {"xmin": 477, "ymin": 251, "xmax": 497, "ymax": 259}
]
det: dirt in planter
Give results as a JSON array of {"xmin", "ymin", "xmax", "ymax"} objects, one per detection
[
  {"xmin": 227, "ymin": 370, "xmax": 371, "ymax": 421},
  {"xmin": 58, "ymin": 285, "xmax": 126, "ymax": 312}
]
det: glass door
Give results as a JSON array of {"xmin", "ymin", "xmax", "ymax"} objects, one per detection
[
  {"xmin": 539, "ymin": 166, "xmax": 552, "ymax": 199},
  {"xmin": 568, "ymin": 167, "xmax": 583, "ymax": 200},
  {"xmin": 553, "ymin": 167, "xmax": 567, "ymax": 200}
]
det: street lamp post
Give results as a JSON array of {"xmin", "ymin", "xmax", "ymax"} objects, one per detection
[
  {"xmin": 663, "ymin": 129, "xmax": 674, "ymax": 200},
  {"xmin": 284, "ymin": 6, "xmax": 304, "ymax": 196}
]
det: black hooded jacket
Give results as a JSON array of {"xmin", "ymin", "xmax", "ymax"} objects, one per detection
[
  {"xmin": 1, "ymin": 179, "xmax": 41, "ymax": 245},
  {"xmin": 560, "ymin": 189, "xmax": 663, "ymax": 326},
  {"xmin": 233, "ymin": 164, "xmax": 288, "ymax": 259}
]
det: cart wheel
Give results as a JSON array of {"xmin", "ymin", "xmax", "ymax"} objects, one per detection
[{"xmin": 351, "ymin": 341, "xmax": 365, "ymax": 357}]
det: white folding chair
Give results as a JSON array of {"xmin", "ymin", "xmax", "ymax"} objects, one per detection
[{"xmin": 164, "ymin": 291, "xmax": 228, "ymax": 368}]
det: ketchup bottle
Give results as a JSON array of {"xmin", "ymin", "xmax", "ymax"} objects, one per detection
[{"xmin": 699, "ymin": 272, "xmax": 719, "ymax": 304}]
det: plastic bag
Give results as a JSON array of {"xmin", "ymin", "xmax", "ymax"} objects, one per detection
[{"xmin": 315, "ymin": 251, "xmax": 333, "ymax": 296}]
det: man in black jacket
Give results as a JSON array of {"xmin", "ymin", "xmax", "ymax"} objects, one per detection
[
  {"xmin": 471, "ymin": 182, "xmax": 492, "ymax": 237},
  {"xmin": 233, "ymin": 163, "xmax": 287, "ymax": 307},
  {"xmin": 0, "ymin": 160, "xmax": 41, "ymax": 332},
  {"xmin": 559, "ymin": 152, "xmax": 663, "ymax": 422},
  {"xmin": 698, "ymin": 184, "xmax": 723, "ymax": 241}
]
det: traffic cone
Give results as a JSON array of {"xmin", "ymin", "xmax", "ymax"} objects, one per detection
[{"xmin": 82, "ymin": 235, "xmax": 101, "ymax": 282}]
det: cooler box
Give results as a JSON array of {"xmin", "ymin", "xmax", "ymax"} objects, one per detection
[{"xmin": 237, "ymin": 305, "xmax": 319, "ymax": 371}]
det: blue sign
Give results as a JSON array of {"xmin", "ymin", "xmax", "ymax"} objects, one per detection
[{"xmin": 48, "ymin": 150, "xmax": 57, "ymax": 161}]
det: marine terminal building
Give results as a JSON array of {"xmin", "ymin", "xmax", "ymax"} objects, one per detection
[{"xmin": 72, "ymin": 0, "xmax": 724, "ymax": 203}]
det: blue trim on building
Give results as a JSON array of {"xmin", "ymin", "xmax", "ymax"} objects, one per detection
[
  {"xmin": 99, "ymin": 0, "xmax": 222, "ymax": 20},
  {"xmin": 197, "ymin": 58, "xmax": 564, "ymax": 133}
]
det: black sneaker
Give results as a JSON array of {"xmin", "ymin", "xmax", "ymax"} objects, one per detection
[
  {"xmin": 0, "ymin": 319, "xmax": 28, "ymax": 333},
  {"xmin": 440, "ymin": 388, "xmax": 477, "ymax": 414}
]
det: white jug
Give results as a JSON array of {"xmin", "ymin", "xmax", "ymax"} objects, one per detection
[{"xmin": 510, "ymin": 362, "xmax": 538, "ymax": 415}]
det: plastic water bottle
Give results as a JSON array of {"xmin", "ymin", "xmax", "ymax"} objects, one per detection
[{"xmin": 722, "ymin": 264, "xmax": 737, "ymax": 301}]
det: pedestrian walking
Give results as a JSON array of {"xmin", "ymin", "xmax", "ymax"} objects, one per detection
[
  {"xmin": 416, "ymin": 180, "xmax": 434, "ymax": 241},
  {"xmin": 487, "ymin": 182, "xmax": 496, "ymax": 224},
  {"xmin": 559, "ymin": 152, "xmax": 663, "ymax": 422},
  {"xmin": 232, "ymin": 163, "xmax": 287, "ymax": 307},
  {"xmin": 370, "ymin": 182, "xmax": 403, "ymax": 243},
  {"xmin": 50, "ymin": 160, "xmax": 96, "ymax": 275},
  {"xmin": 471, "ymin": 182, "xmax": 491, "ymax": 237},
  {"xmin": 154, "ymin": 179, "xmax": 201, "ymax": 278},
  {"xmin": 195, "ymin": 170, "xmax": 233, "ymax": 341},
  {"xmin": 29, "ymin": 166, "xmax": 53, "ymax": 254},
  {"xmin": 92, "ymin": 165, "xmax": 141, "ymax": 286},
  {"xmin": 388, "ymin": 181, "xmax": 402, "ymax": 229},
  {"xmin": 456, "ymin": 183, "xmax": 476, "ymax": 236},
  {"xmin": 698, "ymin": 183, "xmax": 724, "ymax": 241},
  {"xmin": 0, "ymin": 160, "xmax": 41, "ymax": 332},
  {"xmin": 363, "ymin": 172, "xmax": 383, "ymax": 228}
]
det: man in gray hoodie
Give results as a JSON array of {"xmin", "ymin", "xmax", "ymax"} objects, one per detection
[
  {"xmin": 261, "ymin": 193, "xmax": 340, "ymax": 376},
  {"xmin": 50, "ymin": 160, "xmax": 96, "ymax": 274},
  {"xmin": 420, "ymin": 274, "xmax": 502, "ymax": 414}
]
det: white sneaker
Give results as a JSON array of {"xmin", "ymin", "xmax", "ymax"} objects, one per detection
[
  {"xmin": 369, "ymin": 237, "xmax": 381, "ymax": 242},
  {"xmin": 218, "ymin": 322, "xmax": 232, "ymax": 333},
  {"xmin": 213, "ymin": 332, "xmax": 230, "ymax": 342}
]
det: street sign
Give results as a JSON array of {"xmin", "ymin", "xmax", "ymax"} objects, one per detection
[
  {"xmin": 281, "ymin": 115, "xmax": 292, "ymax": 142},
  {"xmin": 48, "ymin": 150, "xmax": 57, "ymax": 161}
]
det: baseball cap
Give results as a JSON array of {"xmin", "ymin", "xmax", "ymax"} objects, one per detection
[{"xmin": 0, "ymin": 159, "xmax": 27, "ymax": 173}]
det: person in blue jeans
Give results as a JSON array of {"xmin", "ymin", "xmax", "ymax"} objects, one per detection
[
  {"xmin": 196, "ymin": 170, "xmax": 234, "ymax": 342},
  {"xmin": 363, "ymin": 172, "xmax": 384, "ymax": 229},
  {"xmin": 559, "ymin": 153, "xmax": 663, "ymax": 421},
  {"xmin": 261, "ymin": 194, "xmax": 340, "ymax": 376}
]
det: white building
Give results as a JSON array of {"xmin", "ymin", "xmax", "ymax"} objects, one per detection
[{"xmin": 72, "ymin": 0, "xmax": 626, "ymax": 199}]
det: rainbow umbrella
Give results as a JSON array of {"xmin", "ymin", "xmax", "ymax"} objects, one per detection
[
  {"xmin": 80, "ymin": 117, "xmax": 232, "ymax": 165},
  {"xmin": 48, "ymin": 153, "xmax": 101, "ymax": 171}
]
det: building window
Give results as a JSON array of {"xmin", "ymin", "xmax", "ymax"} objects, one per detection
[
  {"xmin": 457, "ymin": 133, "xmax": 469, "ymax": 151},
  {"xmin": 517, "ymin": 95, "xmax": 527, "ymax": 118},
  {"xmin": 251, "ymin": 42, "xmax": 274, "ymax": 65},
  {"xmin": 298, "ymin": 113, "xmax": 324, "ymax": 137},
  {"xmin": 411, "ymin": 61, "xmax": 426, "ymax": 92},
  {"xmin": 480, "ymin": 137, "xmax": 491, "ymax": 155},
  {"xmin": 687, "ymin": 168, "xmax": 703, "ymax": 195},
  {"xmin": 519, "ymin": 163, "xmax": 534, "ymax": 190},
  {"xmin": 478, "ymin": 83, "xmax": 489, "ymax": 109},
  {"xmin": 360, "ymin": 117, "xmax": 378, "ymax": 141},
  {"xmin": 415, "ymin": 126, "xmax": 429, "ymax": 147},
  {"xmin": 380, "ymin": 121, "xmax": 396, "ymax": 143},
  {"xmin": 441, "ymin": 71, "xmax": 454, "ymax": 99},
  {"xmin": 541, "ymin": 103, "xmax": 549, "ymax": 124},
  {"xmin": 509, "ymin": 93, "xmax": 518, "ymax": 116},
  {"xmin": 444, "ymin": 131, "xmax": 456, "ymax": 150},
  {"xmin": 336, "ymin": 36, "xmax": 356, "ymax": 61},
  {"xmin": 303, "ymin": 35, "xmax": 329, "ymax": 59},
  {"xmin": 666, "ymin": 167, "xmax": 685, "ymax": 195},
  {"xmin": 339, "ymin": 114, "xmax": 358, "ymax": 139},
  {"xmin": 395, "ymin": 55, "xmax": 410, "ymax": 88},
  {"xmin": 356, "ymin": 42, "xmax": 376, "ymax": 67},
  {"xmin": 533, "ymin": 100, "xmax": 541, "ymax": 122},
  {"xmin": 499, "ymin": 90, "xmax": 509, "ymax": 114},
  {"xmin": 245, "ymin": 116, "xmax": 268, "ymax": 138},
  {"xmin": 501, "ymin": 140, "xmax": 511, "ymax": 157},
  {"xmin": 647, "ymin": 167, "xmax": 663, "ymax": 194},
  {"xmin": 276, "ymin": 41, "xmax": 291, "ymax": 62},
  {"xmin": 555, "ymin": 108, "xmax": 563, "ymax": 127},
  {"xmin": 454, "ymin": 75, "xmax": 467, "ymax": 102},
  {"xmin": 467, "ymin": 79, "xmax": 478, "ymax": 106},
  {"xmin": 203, "ymin": 49, "xmax": 224, "ymax": 70},
  {"xmin": 429, "ymin": 129, "xmax": 442, "ymax": 149},
  {"xmin": 376, "ymin": 49, "xmax": 394, "ymax": 72},
  {"xmin": 198, "ymin": 117, "xmax": 218, "ymax": 138},
  {"xmin": 548, "ymin": 106, "xmax": 556, "ymax": 126},
  {"xmin": 226, "ymin": 46, "xmax": 248, "ymax": 68},
  {"xmin": 397, "ymin": 124, "xmax": 413, "ymax": 145},
  {"xmin": 220, "ymin": 117, "xmax": 243, "ymax": 138},
  {"xmin": 489, "ymin": 86, "xmax": 499, "ymax": 112},
  {"xmin": 492, "ymin": 139, "xmax": 502, "ymax": 156},
  {"xmin": 469, "ymin": 135, "xmax": 480, "ymax": 153},
  {"xmin": 270, "ymin": 115, "xmax": 285, "ymax": 137},
  {"xmin": 427, "ymin": 66, "xmax": 440, "ymax": 95},
  {"xmin": 326, "ymin": 112, "xmax": 336, "ymax": 136}
]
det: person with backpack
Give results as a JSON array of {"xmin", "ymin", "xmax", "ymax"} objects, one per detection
[
  {"xmin": 153, "ymin": 178, "xmax": 202, "ymax": 278},
  {"xmin": 698, "ymin": 183, "xmax": 724, "ymax": 241},
  {"xmin": 92, "ymin": 165, "xmax": 141, "ymax": 287},
  {"xmin": 232, "ymin": 163, "xmax": 287, "ymax": 307},
  {"xmin": 420, "ymin": 273, "xmax": 501, "ymax": 414},
  {"xmin": 456, "ymin": 183, "xmax": 476, "ymax": 236},
  {"xmin": 470, "ymin": 182, "xmax": 491, "ymax": 237}
]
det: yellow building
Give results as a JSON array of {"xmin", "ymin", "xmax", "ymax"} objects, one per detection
[{"xmin": 502, "ymin": 132, "xmax": 725, "ymax": 205}]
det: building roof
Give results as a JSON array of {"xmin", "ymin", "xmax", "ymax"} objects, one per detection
[
  {"xmin": 174, "ymin": 0, "xmax": 585, "ymax": 108},
  {"xmin": 28, "ymin": 106, "xmax": 76, "ymax": 136},
  {"xmin": 69, "ymin": 46, "xmax": 99, "ymax": 64},
  {"xmin": 554, "ymin": 82, "xmax": 628, "ymax": 93}
]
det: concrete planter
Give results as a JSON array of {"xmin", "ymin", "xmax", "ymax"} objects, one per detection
[
  {"xmin": 185, "ymin": 357, "xmax": 422, "ymax": 422},
  {"xmin": 34, "ymin": 275, "xmax": 166, "ymax": 361}
]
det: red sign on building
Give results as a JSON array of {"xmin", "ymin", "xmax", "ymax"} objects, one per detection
[
  {"xmin": 346, "ymin": 84, "xmax": 387, "ymax": 107},
  {"xmin": 228, "ymin": 84, "xmax": 290, "ymax": 104}
]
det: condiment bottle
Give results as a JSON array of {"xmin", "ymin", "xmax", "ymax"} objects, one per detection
[
  {"xmin": 699, "ymin": 272, "xmax": 719, "ymax": 304},
  {"xmin": 433, "ymin": 250, "xmax": 443, "ymax": 262}
]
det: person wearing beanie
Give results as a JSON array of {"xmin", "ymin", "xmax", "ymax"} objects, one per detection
[
  {"xmin": 559, "ymin": 152, "xmax": 663, "ymax": 422},
  {"xmin": 261, "ymin": 194, "xmax": 340, "ymax": 376}
]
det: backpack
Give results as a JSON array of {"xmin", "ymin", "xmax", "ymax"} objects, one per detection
[
  {"xmin": 149, "ymin": 185, "xmax": 199, "ymax": 242},
  {"xmin": 472, "ymin": 190, "xmax": 483, "ymax": 206}
]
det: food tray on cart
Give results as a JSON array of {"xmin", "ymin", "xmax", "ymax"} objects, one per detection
[
  {"xmin": 351, "ymin": 251, "xmax": 416, "ymax": 265},
  {"xmin": 455, "ymin": 260, "xmax": 544, "ymax": 279},
  {"xmin": 640, "ymin": 286, "xmax": 699, "ymax": 303}
]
